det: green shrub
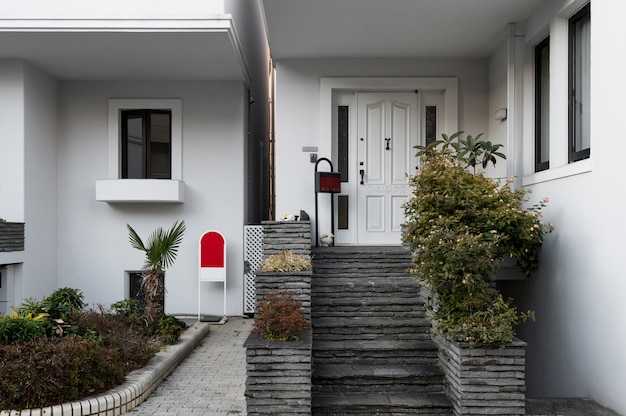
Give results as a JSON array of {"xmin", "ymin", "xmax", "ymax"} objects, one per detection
[
  {"xmin": 156, "ymin": 315, "xmax": 187, "ymax": 344},
  {"xmin": 403, "ymin": 134, "xmax": 551, "ymax": 347},
  {"xmin": 43, "ymin": 287, "xmax": 86, "ymax": 321},
  {"xmin": 0, "ymin": 313, "xmax": 48, "ymax": 345},
  {"xmin": 110, "ymin": 298, "xmax": 147, "ymax": 328}
]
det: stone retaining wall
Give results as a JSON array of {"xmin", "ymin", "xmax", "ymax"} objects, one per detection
[
  {"xmin": 434, "ymin": 334, "xmax": 527, "ymax": 416},
  {"xmin": 0, "ymin": 222, "xmax": 25, "ymax": 252}
]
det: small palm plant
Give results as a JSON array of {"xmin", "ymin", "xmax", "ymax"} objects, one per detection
[{"xmin": 127, "ymin": 220, "xmax": 186, "ymax": 327}]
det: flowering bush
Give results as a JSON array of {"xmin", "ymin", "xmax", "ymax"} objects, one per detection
[{"xmin": 403, "ymin": 135, "xmax": 552, "ymax": 346}]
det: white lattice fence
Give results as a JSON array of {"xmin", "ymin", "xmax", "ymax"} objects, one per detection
[{"xmin": 244, "ymin": 225, "xmax": 264, "ymax": 314}]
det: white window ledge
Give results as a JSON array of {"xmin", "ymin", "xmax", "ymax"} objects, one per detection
[
  {"xmin": 96, "ymin": 179, "xmax": 184, "ymax": 203},
  {"xmin": 522, "ymin": 158, "xmax": 592, "ymax": 186}
]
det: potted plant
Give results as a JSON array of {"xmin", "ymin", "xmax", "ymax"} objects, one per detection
[{"xmin": 402, "ymin": 132, "xmax": 553, "ymax": 415}]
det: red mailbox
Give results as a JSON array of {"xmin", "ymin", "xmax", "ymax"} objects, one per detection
[{"xmin": 316, "ymin": 171, "xmax": 341, "ymax": 193}]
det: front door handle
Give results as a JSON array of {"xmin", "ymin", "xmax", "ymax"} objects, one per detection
[{"xmin": 359, "ymin": 169, "xmax": 365, "ymax": 185}]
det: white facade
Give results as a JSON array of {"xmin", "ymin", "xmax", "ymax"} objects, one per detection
[
  {"xmin": 0, "ymin": 0, "xmax": 270, "ymax": 317},
  {"xmin": 265, "ymin": 0, "xmax": 626, "ymax": 413},
  {"xmin": 2, "ymin": 0, "xmax": 626, "ymax": 413}
]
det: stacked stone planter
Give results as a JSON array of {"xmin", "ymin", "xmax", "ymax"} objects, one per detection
[
  {"xmin": 245, "ymin": 220, "xmax": 313, "ymax": 415},
  {"xmin": 0, "ymin": 222, "xmax": 24, "ymax": 252},
  {"xmin": 434, "ymin": 334, "xmax": 527, "ymax": 416},
  {"xmin": 244, "ymin": 330, "xmax": 312, "ymax": 416},
  {"xmin": 261, "ymin": 220, "xmax": 311, "ymax": 256},
  {"xmin": 255, "ymin": 271, "xmax": 312, "ymax": 322}
]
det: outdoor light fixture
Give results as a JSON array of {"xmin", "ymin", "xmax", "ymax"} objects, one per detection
[{"xmin": 495, "ymin": 108, "xmax": 507, "ymax": 121}]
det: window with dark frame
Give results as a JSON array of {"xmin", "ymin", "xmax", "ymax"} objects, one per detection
[
  {"xmin": 121, "ymin": 110, "xmax": 172, "ymax": 179},
  {"xmin": 535, "ymin": 37, "xmax": 550, "ymax": 172},
  {"xmin": 568, "ymin": 3, "xmax": 591, "ymax": 163}
]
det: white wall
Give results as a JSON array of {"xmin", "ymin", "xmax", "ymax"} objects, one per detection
[
  {"xmin": 2, "ymin": 0, "xmax": 225, "ymax": 19},
  {"xmin": 274, "ymin": 58, "xmax": 489, "ymax": 223},
  {"xmin": 0, "ymin": 61, "xmax": 25, "ymax": 223},
  {"xmin": 498, "ymin": 0, "xmax": 626, "ymax": 413},
  {"xmin": 23, "ymin": 63, "xmax": 58, "ymax": 299},
  {"xmin": 56, "ymin": 80, "xmax": 247, "ymax": 316}
]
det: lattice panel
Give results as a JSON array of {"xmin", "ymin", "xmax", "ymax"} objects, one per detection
[{"xmin": 244, "ymin": 225, "xmax": 264, "ymax": 314}]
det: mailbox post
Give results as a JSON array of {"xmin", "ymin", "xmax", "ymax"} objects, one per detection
[{"xmin": 314, "ymin": 158, "xmax": 341, "ymax": 247}]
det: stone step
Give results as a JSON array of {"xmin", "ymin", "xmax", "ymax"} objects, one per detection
[
  {"xmin": 313, "ymin": 339, "xmax": 439, "ymax": 366},
  {"xmin": 313, "ymin": 316, "xmax": 430, "ymax": 332},
  {"xmin": 312, "ymin": 392, "xmax": 452, "ymax": 416},
  {"xmin": 313, "ymin": 363, "xmax": 445, "ymax": 394}
]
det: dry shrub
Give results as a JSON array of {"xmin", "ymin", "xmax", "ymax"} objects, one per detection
[
  {"xmin": 254, "ymin": 291, "xmax": 308, "ymax": 341},
  {"xmin": 0, "ymin": 337, "xmax": 124, "ymax": 409},
  {"xmin": 259, "ymin": 250, "xmax": 312, "ymax": 272}
]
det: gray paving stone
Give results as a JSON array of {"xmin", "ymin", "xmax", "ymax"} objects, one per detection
[{"xmin": 126, "ymin": 317, "xmax": 253, "ymax": 416}]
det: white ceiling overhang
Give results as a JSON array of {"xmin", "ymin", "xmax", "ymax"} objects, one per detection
[
  {"xmin": 0, "ymin": 17, "xmax": 250, "ymax": 81},
  {"xmin": 262, "ymin": 0, "xmax": 549, "ymax": 60}
]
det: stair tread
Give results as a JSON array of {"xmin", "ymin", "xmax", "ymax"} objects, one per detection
[
  {"xmin": 314, "ymin": 363, "xmax": 443, "ymax": 378},
  {"xmin": 314, "ymin": 339, "xmax": 437, "ymax": 350},
  {"xmin": 312, "ymin": 391, "xmax": 451, "ymax": 408},
  {"xmin": 313, "ymin": 316, "xmax": 431, "ymax": 326}
]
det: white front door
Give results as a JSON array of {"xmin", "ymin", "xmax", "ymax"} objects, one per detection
[{"xmin": 356, "ymin": 92, "xmax": 418, "ymax": 245}]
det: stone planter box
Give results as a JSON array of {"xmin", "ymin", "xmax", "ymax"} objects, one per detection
[
  {"xmin": 433, "ymin": 333, "xmax": 527, "ymax": 416},
  {"xmin": 255, "ymin": 271, "xmax": 312, "ymax": 321},
  {"xmin": 0, "ymin": 222, "xmax": 24, "ymax": 252},
  {"xmin": 244, "ymin": 330, "xmax": 312, "ymax": 415}
]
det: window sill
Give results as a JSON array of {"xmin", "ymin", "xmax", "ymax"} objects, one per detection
[
  {"xmin": 95, "ymin": 179, "xmax": 184, "ymax": 203},
  {"xmin": 522, "ymin": 158, "xmax": 592, "ymax": 186}
]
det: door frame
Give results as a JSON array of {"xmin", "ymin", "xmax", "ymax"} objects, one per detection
[{"xmin": 319, "ymin": 77, "xmax": 459, "ymax": 246}]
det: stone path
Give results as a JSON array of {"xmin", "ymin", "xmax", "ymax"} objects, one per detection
[{"xmin": 127, "ymin": 317, "xmax": 253, "ymax": 416}]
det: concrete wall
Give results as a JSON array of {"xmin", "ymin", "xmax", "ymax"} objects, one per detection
[
  {"xmin": 273, "ymin": 58, "xmax": 489, "ymax": 225},
  {"xmin": 497, "ymin": 0, "xmax": 626, "ymax": 413},
  {"xmin": 56, "ymin": 80, "xmax": 247, "ymax": 316}
]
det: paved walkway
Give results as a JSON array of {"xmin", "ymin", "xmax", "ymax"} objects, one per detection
[
  {"xmin": 128, "ymin": 317, "xmax": 254, "ymax": 416},
  {"xmin": 125, "ymin": 317, "xmax": 621, "ymax": 416}
]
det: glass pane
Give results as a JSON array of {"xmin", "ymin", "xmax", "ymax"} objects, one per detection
[
  {"xmin": 125, "ymin": 116, "xmax": 144, "ymax": 179},
  {"xmin": 338, "ymin": 195, "xmax": 349, "ymax": 230},
  {"xmin": 149, "ymin": 112, "xmax": 171, "ymax": 179},
  {"xmin": 425, "ymin": 106, "xmax": 437, "ymax": 146},
  {"xmin": 535, "ymin": 38, "xmax": 550, "ymax": 171},
  {"xmin": 338, "ymin": 106, "xmax": 349, "ymax": 182},
  {"xmin": 573, "ymin": 13, "xmax": 591, "ymax": 152}
]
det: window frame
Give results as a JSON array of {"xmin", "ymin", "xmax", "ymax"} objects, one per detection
[
  {"xmin": 568, "ymin": 3, "xmax": 591, "ymax": 163},
  {"xmin": 107, "ymin": 99, "xmax": 182, "ymax": 180},
  {"xmin": 535, "ymin": 36, "xmax": 550, "ymax": 172},
  {"xmin": 121, "ymin": 109, "xmax": 172, "ymax": 179}
]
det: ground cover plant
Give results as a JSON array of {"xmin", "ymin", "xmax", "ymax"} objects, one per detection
[
  {"xmin": 403, "ymin": 132, "xmax": 553, "ymax": 347},
  {"xmin": 0, "ymin": 289, "xmax": 186, "ymax": 410}
]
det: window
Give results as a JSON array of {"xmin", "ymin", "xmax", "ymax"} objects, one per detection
[
  {"xmin": 568, "ymin": 3, "xmax": 590, "ymax": 162},
  {"xmin": 122, "ymin": 110, "xmax": 172, "ymax": 179},
  {"xmin": 535, "ymin": 37, "xmax": 550, "ymax": 172}
]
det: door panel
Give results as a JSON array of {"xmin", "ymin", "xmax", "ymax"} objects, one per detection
[{"xmin": 357, "ymin": 92, "xmax": 418, "ymax": 245}]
